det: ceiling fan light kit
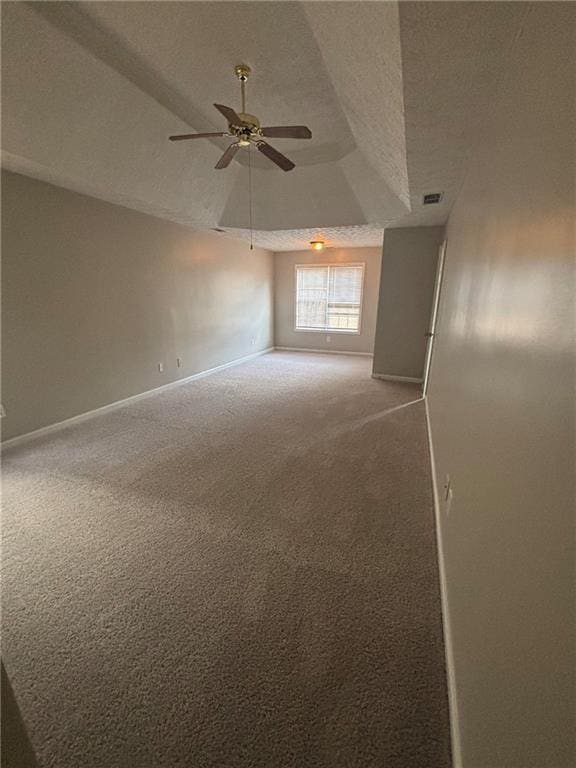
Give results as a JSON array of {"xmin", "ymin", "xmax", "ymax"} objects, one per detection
[{"xmin": 168, "ymin": 64, "xmax": 312, "ymax": 171}]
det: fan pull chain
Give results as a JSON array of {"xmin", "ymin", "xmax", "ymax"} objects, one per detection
[{"xmin": 248, "ymin": 144, "xmax": 254, "ymax": 250}]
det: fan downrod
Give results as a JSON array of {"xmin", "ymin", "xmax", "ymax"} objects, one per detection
[{"xmin": 232, "ymin": 64, "xmax": 259, "ymax": 139}]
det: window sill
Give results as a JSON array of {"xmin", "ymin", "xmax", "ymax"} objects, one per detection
[{"xmin": 294, "ymin": 328, "xmax": 361, "ymax": 335}]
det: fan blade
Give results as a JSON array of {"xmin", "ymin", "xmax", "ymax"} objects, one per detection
[
  {"xmin": 261, "ymin": 126, "xmax": 312, "ymax": 139},
  {"xmin": 215, "ymin": 142, "xmax": 240, "ymax": 170},
  {"xmin": 256, "ymin": 141, "xmax": 295, "ymax": 171},
  {"xmin": 214, "ymin": 103, "xmax": 243, "ymax": 126},
  {"xmin": 169, "ymin": 131, "xmax": 228, "ymax": 142}
]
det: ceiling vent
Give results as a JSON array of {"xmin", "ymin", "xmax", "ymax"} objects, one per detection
[{"xmin": 423, "ymin": 192, "xmax": 443, "ymax": 205}]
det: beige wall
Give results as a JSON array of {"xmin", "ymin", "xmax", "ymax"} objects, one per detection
[
  {"xmin": 273, "ymin": 247, "xmax": 381, "ymax": 354},
  {"xmin": 373, "ymin": 226, "xmax": 444, "ymax": 380},
  {"xmin": 427, "ymin": 5, "xmax": 575, "ymax": 767},
  {"xmin": 1, "ymin": 171, "xmax": 273, "ymax": 441}
]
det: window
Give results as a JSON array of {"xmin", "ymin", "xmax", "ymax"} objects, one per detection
[{"xmin": 295, "ymin": 263, "xmax": 364, "ymax": 333}]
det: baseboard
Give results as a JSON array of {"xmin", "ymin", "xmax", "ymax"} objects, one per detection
[
  {"xmin": 371, "ymin": 373, "xmax": 423, "ymax": 384},
  {"xmin": 424, "ymin": 397, "xmax": 463, "ymax": 768},
  {"xmin": 1, "ymin": 347, "xmax": 274, "ymax": 451},
  {"xmin": 274, "ymin": 346, "xmax": 373, "ymax": 357}
]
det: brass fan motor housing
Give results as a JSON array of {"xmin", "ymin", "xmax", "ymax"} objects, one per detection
[
  {"xmin": 230, "ymin": 112, "xmax": 262, "ymax": 145},
  {"xmin": 237, "ymin": 112, "xmax": 260, "ymax": 129}
]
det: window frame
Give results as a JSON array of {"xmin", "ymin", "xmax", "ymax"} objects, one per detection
[{"xmin": 293, "ymin": 262, "xmax": 366, "ymax": 335}]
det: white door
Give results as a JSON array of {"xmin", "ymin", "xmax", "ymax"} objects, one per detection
[{"xmin": 422, "ymin": 240, "xmax": 447, "ymax": 396}]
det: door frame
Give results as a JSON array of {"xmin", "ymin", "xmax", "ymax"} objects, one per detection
[{"xmin": 422, "ymin": 239, "xmax": 447, "ymax": 397}]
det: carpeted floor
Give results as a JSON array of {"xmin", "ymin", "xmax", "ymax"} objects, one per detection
[{"xmin": 1, "ymin": 351, "xmax": 452, "ymax": 768}]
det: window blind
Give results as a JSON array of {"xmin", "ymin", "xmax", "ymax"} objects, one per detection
[{"xmin": 295, "ymin": 264, "xmax": 364, "ymax": 332}]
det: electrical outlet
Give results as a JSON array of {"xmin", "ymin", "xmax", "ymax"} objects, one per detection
[
  {"xmin": 177, "ymin": 357, "xmax": 182, "ymax": 368},
  {"xmin": 444, "ymin": 475, "xmax": 451, "ymax": 501},
  {"xmin": 0, "ymin": 404, "xmax": 6, "ymax": 418},
  {"xmin": 250, "ymin": 338, "xmax": 256, "ymax": 346},
  {"xmin": 326, "ymin": 335, "xmax": 331, "ymax": 343},
  {"xmin": 158, "ymin": 362, "xmax": 164, "ymax": 373}
]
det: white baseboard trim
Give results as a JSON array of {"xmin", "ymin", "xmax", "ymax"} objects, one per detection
[
  {"xmin": 424, "ymin": 397, "xmax": 462, "ymax": 768},
  {"xmin": 274, "ymin": 346, "xmax": 373, "ymax": 357},
  {"xmin": 371, "ymin": 373, "xmax": 423, "ymax": 384},
  {"xmin": 2, "ymin": 347, "xmax": 274, "ymax": 451}
]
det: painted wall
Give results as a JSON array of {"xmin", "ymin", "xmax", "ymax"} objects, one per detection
[
  {"xmin": 426, "ymin": 5, "xmax": 575, "ymax": 767},
  {"xmin": 273, "ymin": 247, "xmax": 381, "ymax": 354},
  {"xmin": 373, "ymin": 226, "xmax": 444, "ymax": 380},
  {"xmin": 1, "ymin": 171, "xmax": 274, "ymax": 441}
]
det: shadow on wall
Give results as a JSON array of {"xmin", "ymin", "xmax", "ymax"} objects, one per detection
[{"xmin": 1, "ymin": 661, "xmax": 39, "ymax": 768}]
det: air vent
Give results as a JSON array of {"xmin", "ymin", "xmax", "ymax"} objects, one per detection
[
  {"xmin": 423, "ymin": 192, "xmax": 443, "ymax": 205},
  {"xmin": 212, "ymin": 228, "xmax": 225, "ymax": 233}
]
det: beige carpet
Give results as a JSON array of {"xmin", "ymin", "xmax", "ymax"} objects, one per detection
[{"xmin": 2, "ymin": 351, "xmax": 451, "ymax": 768}]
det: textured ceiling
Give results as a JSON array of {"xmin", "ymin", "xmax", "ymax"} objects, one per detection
[
  {"xmin": 222, "ymin": 225, "xmax": 385, "ymax": 253},
  {"xmin": 398, "ymin": 1, "xmax": 526, "ymax": 227},
  {"xmin": 1, "ymin": 1, "xmax": 525, "ymax": 250}
]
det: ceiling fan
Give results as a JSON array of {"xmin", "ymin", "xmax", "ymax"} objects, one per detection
[{"xmin": 169, "ymin": 64, "xmax": 312, "ymax": 171}]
